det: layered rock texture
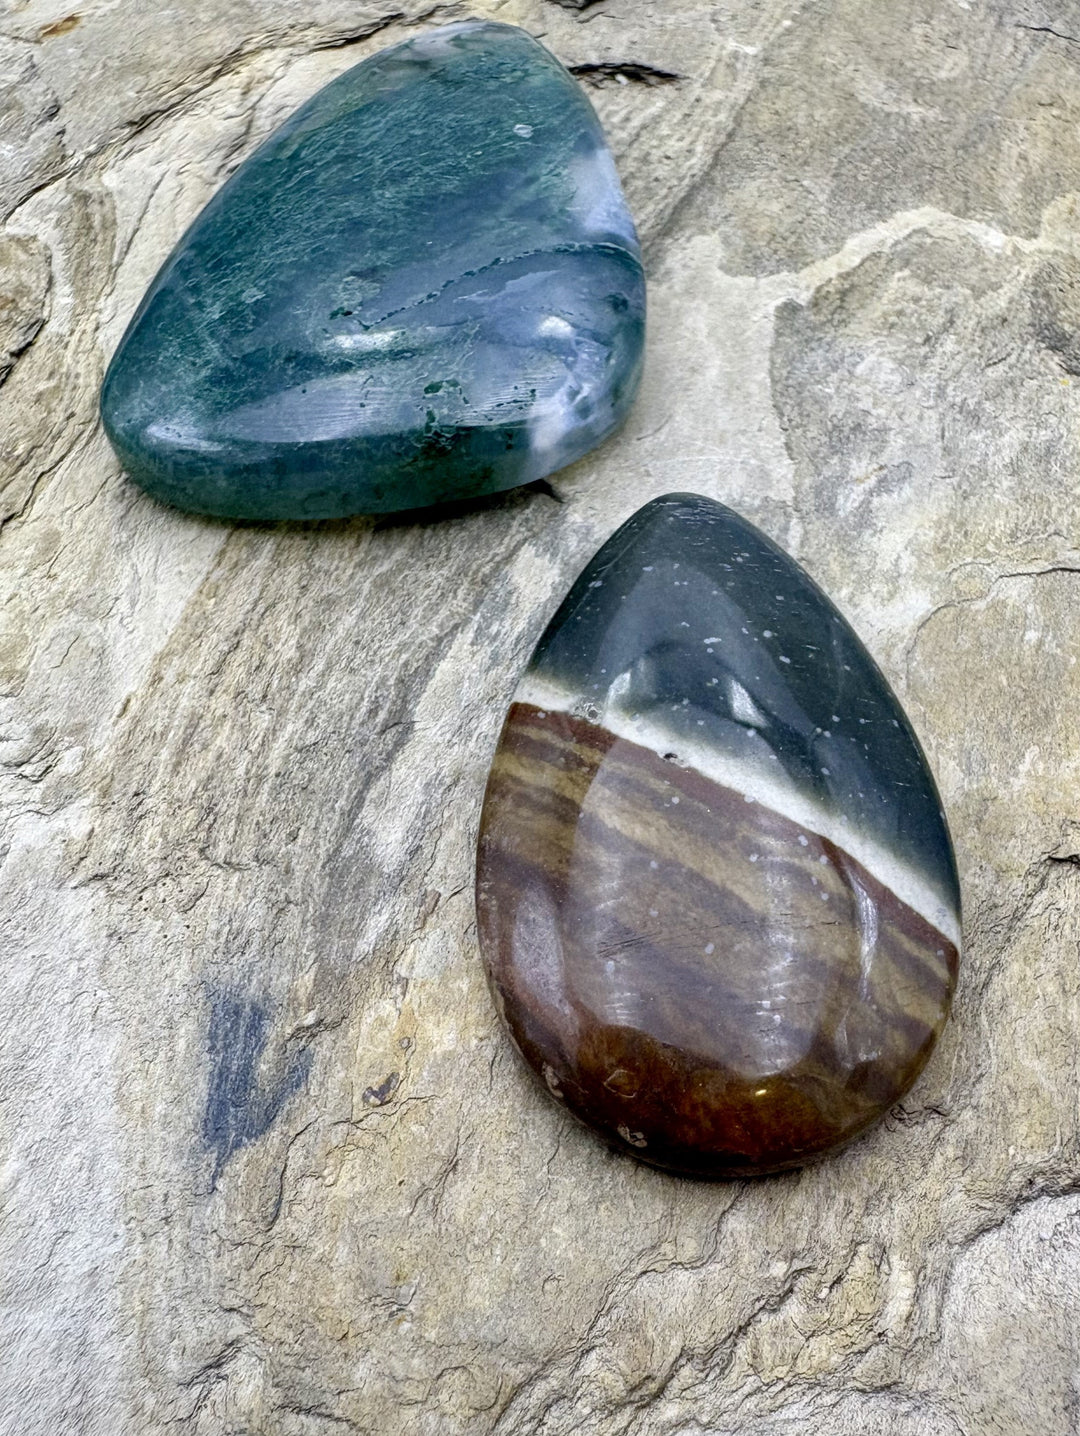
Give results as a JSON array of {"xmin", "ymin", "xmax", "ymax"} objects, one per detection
[{"xmin": 3, "ymin": 1, "xmax": 1080, "ymax": 1433}]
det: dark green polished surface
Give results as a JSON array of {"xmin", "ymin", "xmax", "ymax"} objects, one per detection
[{"xmin": 100, "ymin": 22, "xmax": 645, "ymax": 519}]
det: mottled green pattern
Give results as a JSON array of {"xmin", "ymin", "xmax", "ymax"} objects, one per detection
[{"xmin": 100, "ymin": 22, "xmax": 645, "ymax": 519}]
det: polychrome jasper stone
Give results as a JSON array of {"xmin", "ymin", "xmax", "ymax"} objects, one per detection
[
  {"xmin": 100, "ymin": 22, "xmax": 644, "ymax": 520},
  {"xmin": 476, "ymin": 494, "xmax": 961, "ymax": 1177}
]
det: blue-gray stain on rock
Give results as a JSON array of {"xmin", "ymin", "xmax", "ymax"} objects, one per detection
[{"xmin": 203, "ymin": 990, "xmax": 311, "ymax": 1184}]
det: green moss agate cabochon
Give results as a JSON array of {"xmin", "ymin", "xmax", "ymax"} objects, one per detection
[
  {"xmin": 476, "ymin": 493, "xmax": 961, "ymax": 1178},
  {"xmin": 99, "ymin": 21, "xmax": 645, "ymax": 520}
]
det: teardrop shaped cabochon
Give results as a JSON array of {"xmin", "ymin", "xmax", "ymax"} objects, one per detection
[
  {"xmin": 476, "ymin": 494, "xmax": 961, "ymax": 1178},
  {"xmin": 100, "ymin": 22, "xmax": 645, "ymax": 520}
]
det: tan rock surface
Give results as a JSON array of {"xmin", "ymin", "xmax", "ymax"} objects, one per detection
[{"xmin": 2, "ymin": 1, "xmax": 1080, "ymax": 1431}]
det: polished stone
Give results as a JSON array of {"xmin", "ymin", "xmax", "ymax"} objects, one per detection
[
  {"xmin": 100, "ymin": 22, "xmax": 645, "ymax": 520},
  {"xmin": 476, "ymin": 494, "xmax": 961, "ymax": 1177}
]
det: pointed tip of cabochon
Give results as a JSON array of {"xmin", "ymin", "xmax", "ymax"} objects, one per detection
[
  {"xmin": 627, "ymin": 491, "xmax": 764, "ymax": 530},
  {"xmin": 610, "ymin": 494, "xmax": 766, "ymax": 551}
]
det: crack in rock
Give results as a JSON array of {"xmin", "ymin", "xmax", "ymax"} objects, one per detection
[{"xmin": 570, "ymin": 60, "xmax": 682, "ymax": 86}]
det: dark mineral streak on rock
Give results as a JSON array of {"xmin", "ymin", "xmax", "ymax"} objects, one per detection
[
  {"xmin": 100, "ymin": 21, "xmax": 644, "ymax": 520},
  {"xmin": 476, "ymin": 494, "xmax": 961, "ymax": 1177},
  {"xmin": 362, "ymin": 1071, "xmax": 401, "ymax": 1107},
  {"xmin": 569, "ymin": 62, "xmax": 682, "ymax": 87},
  {"xmin": 203, "ymin": 990, "xmax": 311, "ymax": 1184}
]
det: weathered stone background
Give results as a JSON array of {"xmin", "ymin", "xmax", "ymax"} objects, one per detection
[{"xmin": 3, "ymin": 0, "xmax": 1080, "ymax": 1431}]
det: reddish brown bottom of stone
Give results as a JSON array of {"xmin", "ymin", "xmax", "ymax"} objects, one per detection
[{"xmin": 476, "ymin": 704, "xmax": 958, "ymax": 1178}]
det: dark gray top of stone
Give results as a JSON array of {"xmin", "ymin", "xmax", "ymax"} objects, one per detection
[{"xmin": 530, "ymin": 493, "xmax": 961, "ymax": 915}]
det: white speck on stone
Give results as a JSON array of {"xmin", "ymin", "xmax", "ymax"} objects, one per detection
[
  {"xmin": 779, "ymin": 655, "xmax": 791, "ymax": 664},
  {"xmin": 537, "ymin": 314, "xmax": 573, "ymax": 339},
  {"xmin": 798, "ymin": 835, "xmax": 809, "ymax": 846},
  {"xmin": 749, "ymin": 853, "xmax": 759, "ymax": 862},
  {"xmin": 649, "ymin": 860, "xmax": 659, "ymax": 869},
  {"xmin": 705, "ymin": 942, "xmax": 715, "ymax": 954}
]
